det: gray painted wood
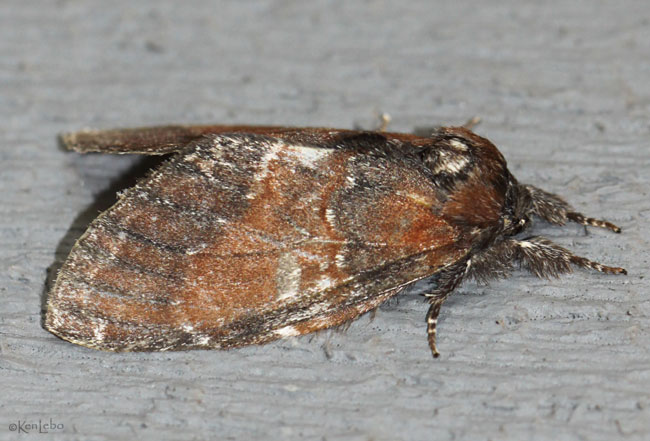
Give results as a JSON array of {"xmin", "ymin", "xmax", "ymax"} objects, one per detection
[{"xmin": 1, "ymin": 1, "xmax": 648, "ymax": 440}]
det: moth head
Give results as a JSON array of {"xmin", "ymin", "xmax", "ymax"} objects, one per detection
[
  {"xmin": 501, "ymin": 174, "xmax": 533, "ymax": 237},
  {"xmin": 502, "ymin": 214, "xmax": 531, "ymax": 237}
]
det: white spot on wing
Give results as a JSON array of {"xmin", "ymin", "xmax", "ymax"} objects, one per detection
[
  {"xmin": 316, "ymin": 277, "xmax": 334, "ymax": 291},
  {"xmin": 325, "ymin": 208, "xmax": 337, "ymax": 228},
  {"xmin": 276, "ymin": 252, "xmax": 302, "ymax": 300},
  {"xmin": 92, "ymin": 320, "xmax": 106, "ymax": 342},
  {"xmin": 275, "ymin": 325, "xmax": 301, "ymax": 337},
  {"xmin": 250, "ymin": 141, "xmax": 330, "ymax": 194},
  {"xmin": 195, "ymin": 335, "xmax": 211, "ymax": 346},
  {"xmin": 449, "ymin": 139, "xmax": 469, "ymax": 151},
  {"xmin": 255, "ymin": 141, "xmax": 282, "ymax": 181},
  {"xmin": 289, "ymin": 145, "xmax": 331, "ymax": 168}
]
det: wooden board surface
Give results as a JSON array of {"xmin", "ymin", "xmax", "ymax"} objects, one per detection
[{"xmin": 1, "ymin": 1, "xmax": 648, "ymax": 440}]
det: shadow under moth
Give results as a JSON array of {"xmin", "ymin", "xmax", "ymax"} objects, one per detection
[{"xmin": 45, "ymin": 124, "xmax": 626, "ymax": 357}]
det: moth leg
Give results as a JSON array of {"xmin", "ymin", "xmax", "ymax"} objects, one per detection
[
  {"xmin": 466, "ymin": 239, "xmax": 515, "ymax": 284},
  {"xmin": 566, "ymin": 212, "xmax": 621, "ymax": 234},
  {"xmin": 425, "ymin": 298, "xmax": 445, "ymax": 358},
  {"xmin": 462, "ymin": 116, "xmax": 482, "ymax": 130},
  {"xmin": 524, "ymin": 185, "xmax": 622, "ymax": 233},
  {"xmin": 423, "ymin": 260, "xmax": 468, "ymax": 358},
  {"xmin": 511, "ymin": 236, "xmax": 627, "ymax": 277},
  {"xmin": 376, "ymin": 113, "xmax": 392, "ymax": 132}
]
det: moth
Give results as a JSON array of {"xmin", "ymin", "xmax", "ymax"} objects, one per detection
[{"xmin": 45, "ymin": 124, "xmax": 626, "ymax": 357}]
